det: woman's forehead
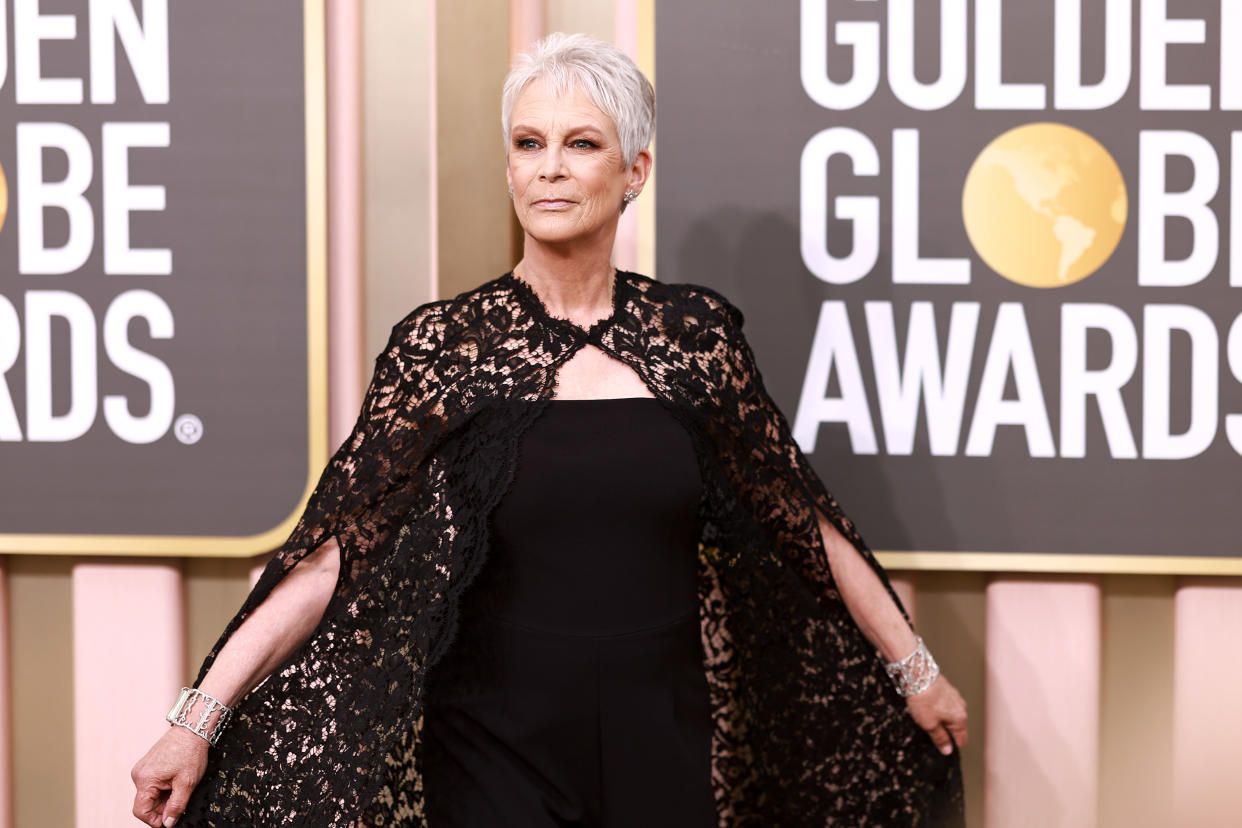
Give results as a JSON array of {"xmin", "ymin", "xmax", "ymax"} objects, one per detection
[{"xmin": 511, "ymin": 79, "xmax": 616, "ymax": 134}]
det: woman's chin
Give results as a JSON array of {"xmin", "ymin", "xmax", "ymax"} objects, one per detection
[{"xmin": 523, "ymin": 223, "xmax": 595, "ymax": 247}]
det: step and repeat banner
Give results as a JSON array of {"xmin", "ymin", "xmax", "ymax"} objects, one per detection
[
  {"xmin": 657, "ymin": 1, "xmax": 1240, "ymax": 572},
  {"xmin": 0, "ymin": 1, "xmax": 325, "ymax": 555}
]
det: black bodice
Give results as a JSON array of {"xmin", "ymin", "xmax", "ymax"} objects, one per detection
[{"xmin": 463, "ymin": 396, "xmax": 703, "ymax": 636}]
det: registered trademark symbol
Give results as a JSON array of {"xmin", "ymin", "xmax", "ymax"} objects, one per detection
[{"xmin": 174, "ymin": 414, "xmax": 203, "ymax": 445}]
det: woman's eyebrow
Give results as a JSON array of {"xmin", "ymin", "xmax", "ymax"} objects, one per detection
[{"xmin": 511, "ymin": 123, "xmax": 606, "ymax": 137}]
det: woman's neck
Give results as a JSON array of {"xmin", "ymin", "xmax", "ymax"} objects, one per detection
[{"xmin": 515, "ymin": 234, "xmax": 618, "ymax": 324}]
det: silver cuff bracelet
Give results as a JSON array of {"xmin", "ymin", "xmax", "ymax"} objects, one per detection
[
  {"xmin": 884, "ymin": 636, "xmax": 940, "ymax": 698},
  {"xmin": 166, "ymin": 686, "xmax": 233, "ymax": 746}
]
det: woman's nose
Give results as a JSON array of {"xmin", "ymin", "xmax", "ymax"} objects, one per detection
[{"xmin": 538, "ymin": 144, "xmax": 567, "ymax": 180}]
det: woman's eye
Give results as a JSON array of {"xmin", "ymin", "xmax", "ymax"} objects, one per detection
[
  {"xmin": 515, "ymin": 138, "xmax": 540, "ymax": 150},
  {"xmin": 571, "ymin": 139, "xmax": 598, "ymax": 149}
]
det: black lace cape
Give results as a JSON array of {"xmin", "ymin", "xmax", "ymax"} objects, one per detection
[{"xmin": 182, "ymin": 270, "xmax": 964, "ymax": 827}]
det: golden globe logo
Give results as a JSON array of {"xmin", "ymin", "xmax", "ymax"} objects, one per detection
[
  {"xmin": 792, "ymin": 2, "xmax": 1242, "ymax": 463},
  {"xmin": 962, "ymin": 123, "xmax": 1128, "ymax": 289}
]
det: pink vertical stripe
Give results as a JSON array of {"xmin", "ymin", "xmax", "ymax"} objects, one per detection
[
  {"xmin": 327, "ymin": 0, "xmax": 365, "ymax": 445},
  {"xmin": 72, "ymin": 562, "xmax": 184, "ymax": 828},
  {"xmin": 428, "ymin": 0, "xmax": 439, "ymax": 301},
  {"xmin": 984, "ymin": 579, "xmax": 1100, "ymax": 828},
  {"xmin": 510, "ymin": 0, "xmax": 543, "ymax": 59},
  {"xmin": 0, "ymin": 559, "xmax": 10, "ymax": 828},
  {"xmin": 612, "ymin": 0, "xmax": 640, "ymax": 272},
  {"xmin": 1172, "ymin": 579, "xmax": 1242, "ymax": 827}
]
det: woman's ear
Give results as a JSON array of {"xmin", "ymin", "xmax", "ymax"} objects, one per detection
[{"xmin": 626, "ymin": 149, "xmax": 653, "ymax": 194}]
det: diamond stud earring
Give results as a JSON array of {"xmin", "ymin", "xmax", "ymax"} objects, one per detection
[{"xmin": 623, "ymin": 190, "xmax": 639, "ymax": 203}]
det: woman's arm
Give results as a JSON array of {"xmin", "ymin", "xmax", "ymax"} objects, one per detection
[
  {"xmin": 816, "ymin": 510, "xmax": 969, "ymax": 756},
  {"xmin": 130, "ymin": 538, "xmax": 342, "ymax": 828}
]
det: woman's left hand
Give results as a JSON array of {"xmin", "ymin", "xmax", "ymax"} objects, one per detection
[{"xmin": 905, "ymin": 674, "xmax": 968, "ymax": 756}]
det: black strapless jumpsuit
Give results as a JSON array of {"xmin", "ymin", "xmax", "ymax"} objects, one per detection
[{"xmin": 421, "ymin": 396, "xmax": 716, "ymax": 828}]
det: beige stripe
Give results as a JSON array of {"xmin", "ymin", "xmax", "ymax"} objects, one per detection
[
  {"xmin": 9, "ymin": 557, "xmax": 74, "ymax": 828},
  {"xmin": 1099, "ymin": 574, "xmax": 1175, "ymax": 828},
  {"xmin": 0, "ymin": 559, "xmax": 11, "ymax": 828},
  {"xmin": 911, "ymin": 571, "xmax": 987, "ymax": 827},
  {"xmin": 437, "ymin": 0, "xmax": 516, "ymax": 299},
  {"xmin": 363, "ymin": 0, "xmax": 438, "ymax": 357}
]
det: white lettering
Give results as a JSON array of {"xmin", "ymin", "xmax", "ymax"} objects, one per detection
[
  {"xmin": 1142, "ymin": 305, "xmax": 1218, "ymax": 459},
  {"xmin": 794, "ymin": 300, "xmax": 878, "ymax": 454},
  {"xmin": 800, "ymin": 0, "xmax": 879, "ymax": 110},
  {"xmin": 1140, "ymin": 0, "xmax": 1210, "ymax": 110},
  {"xmin": 975, "ymin": 0, "xmax": 1046, "ymax": 109},
  {"xmin": 25, "ymin": 290, "xmax": 97, "ymax": 442},
  {"xmin": 1227, "ymin": 313, "xmax": 1242, "ymax": 456},
  {"xmin": 866, "ymin": 301, "xmax": 978, "ymax": 456},
  {"xmin": 0, "ymin": 296, "xmax": 21, "ymax": 440},
  {"xmin": 887, "ymin": 0, "xmax": 966, "ymax": 111},
  {"xmin": 103, "ymin": 122, "xmax": 172, "ymax": 275},
  {"xmin": 1054, "ymin": 0, "xmax": 1131, "ymax": 110},
  {"xmin": 17, "ymin": 122, "xmax": 94, "ymax": 275},
  {"xmin": 103, "ymin": 290, "xmax": 174, "ymax": 444},
  {"xmin": 0, "ymin": 0, "xmax": 8, "ymax": 92},
  {"xmin": 14, "ymin": 0, "xmax": 82, "ymax": 104},
  {"xmin": 1138, "ymin": 130, "xmax": 1219, "ymax": 287},
  {"xmin": 891, "ymin": 129, "xmax": 970, "ymax": 284},
  {"xmin": 1060, "ymin": 303, "xmax": 1138, "ymax": 459},
  {"xmin": 800, "ymin": 127, "xmax": 880, "ymax": 284},
  {"xmin": 89, "ymin": 0, "xmax": 170, "ymax": 104},
  {"xmin": 964, "ymin": 303, "xmax": 1055, "ymax": 457},
  {"xmin": 1233, "ymin": 132, "xmax": 1241, "ymax": 287},
  {"xmin": 1224, "ymin": 1, "xmax": 1242, "ymax": 110}
]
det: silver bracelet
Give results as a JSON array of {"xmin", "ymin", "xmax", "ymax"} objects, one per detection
[
  {"xmin": 166, "ymin": 687, "xmax": 233, "ymax": 746},
  {"xmin": 884, "ymin": 636, "xmax": 940, "ymax": 698}
]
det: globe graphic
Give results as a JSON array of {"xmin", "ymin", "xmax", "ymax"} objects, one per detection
[{"xmin": 962, "ymin": 123, "xmax": 1127, "ymax": 288}]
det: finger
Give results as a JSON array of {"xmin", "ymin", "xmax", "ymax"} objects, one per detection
[
  {"xmin": 947, "ymin": 718, "xmax": 968, "ymax": 750},
  {"xmin": 161, "ymin": 777, "xmax": 194, "ymax": 828},
  {"xmin": 133, "ymin": 785, "xmax": 166, "ymax": 826},
  {"xmin": 926, "ymin": 724, "xmax": 953, "ymax": 756}
]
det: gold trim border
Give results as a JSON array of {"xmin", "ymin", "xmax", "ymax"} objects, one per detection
[
  {"xmin": 0, "ymin": 0, "xmax": 329, "ymax": 558},
  {"xmin": 875, "ymin": 551, "xmax": 1242, "ymax": 576}
]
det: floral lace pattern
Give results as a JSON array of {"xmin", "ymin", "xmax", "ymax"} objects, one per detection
[{"xmin": 181, "ymin": 271, "xmax": 964, "ymax": 827}]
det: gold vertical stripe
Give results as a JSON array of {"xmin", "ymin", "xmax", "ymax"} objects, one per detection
[
  {"xmin": 545, "ymin": 0, "xmax": 613, "ymax": 40},
  {"xmin": 436, "ymin": 0, "xmax": 518, "ymax": 298},
  {"xmin": 10, "ymin": 559, "xmax": 74, "ymax": 828},
  {"xmin": 907, "ymin": 572, "xmax": 987, "ymax": 828},
  {"xmin": 1099, "ymin": 575, "xmax": 1176, "ymax": 827}
]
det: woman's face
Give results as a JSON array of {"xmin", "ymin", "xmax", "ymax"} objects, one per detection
[{"xmin": 506, "ymin": 79, "xmax": 649, "ymax": 247}]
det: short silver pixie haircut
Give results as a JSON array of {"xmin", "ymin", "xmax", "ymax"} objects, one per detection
[{"xmin": 501, "ymin": 32, "xmax": 655, "ymax": 167}]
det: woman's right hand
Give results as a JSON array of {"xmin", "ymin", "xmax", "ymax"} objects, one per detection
[{"xmin": 131, "ymin": 726, "xmax": 209, "ymax": 827}]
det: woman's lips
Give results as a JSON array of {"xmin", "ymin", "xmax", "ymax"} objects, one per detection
[{"xmin": 532, "ymin": 199, "xmax": 575, "ymax": 209}]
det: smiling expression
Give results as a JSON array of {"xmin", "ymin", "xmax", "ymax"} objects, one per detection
[{"xmin": 506, "ymin": 80, "xmax": 650, "ymax": 248}]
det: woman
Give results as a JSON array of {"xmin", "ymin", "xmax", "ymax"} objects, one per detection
[{"xmin": 132, "ymin": 33, "xmax": 967, "ymax": 828}]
